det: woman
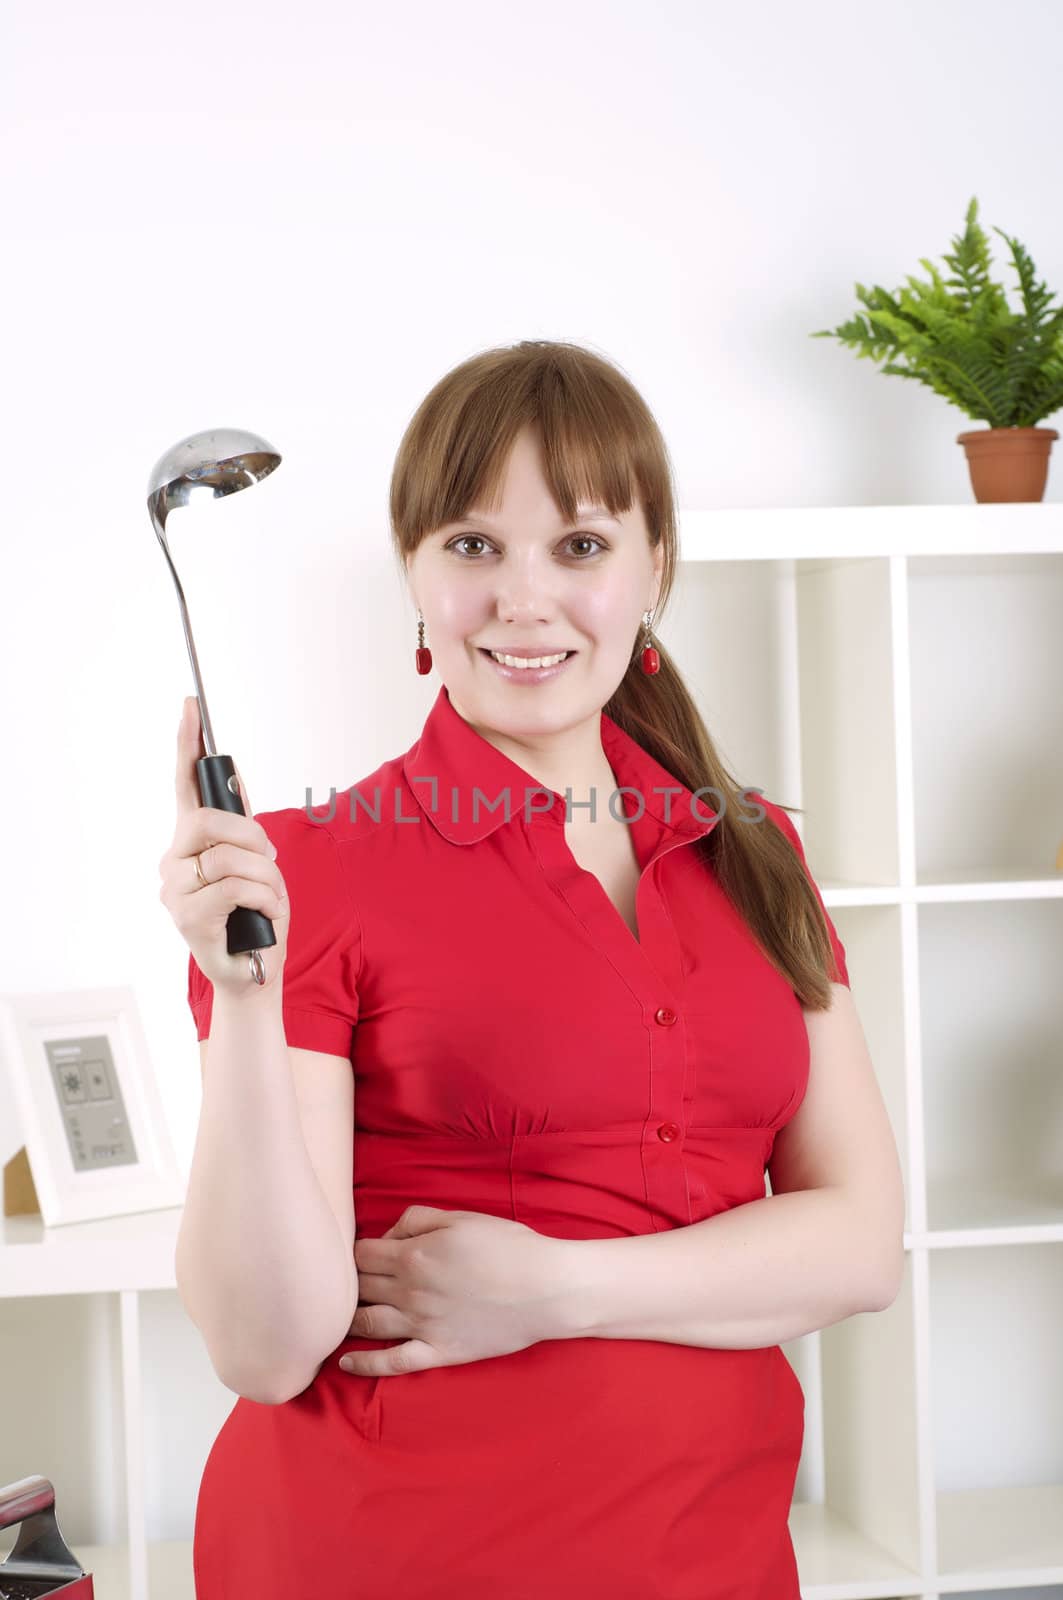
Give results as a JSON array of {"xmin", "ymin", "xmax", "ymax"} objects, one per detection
[{"xmin": 163, "ymin": 339, "xmax": 905, "ymax": 1599}]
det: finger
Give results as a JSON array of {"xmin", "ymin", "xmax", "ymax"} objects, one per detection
[
  {"xmin": 171, "ymin": 802, "xmax": 275, "ymax": 865},
  {"xmin": 175, "ymin": 697, "xmax": 205, "ymax": 816},
  {"xmin": 347, "ymin": 1302, "xmax": 407, "ymax": 1339},
  {"xmin": 353, "ymin": 1238, "xmax": 399, "ymax": 1276},
  {"xmin": 339, "ymin": 1340, "xmax": 436, "ymax": 1376},
  {"xmin": 385, "ymin": 1204, "xmax": 446, "ymax": 1239},
  {"xmin": 351, "ymin": 1273, "xmax": 394, "ymax": 1301},
  {"xmin": 183, "ymin": 843, "xmax": 286, "ymax": 906},
  {"xmin": 232, "ymin": 761, "xmax": 252, "ymax": 819}
]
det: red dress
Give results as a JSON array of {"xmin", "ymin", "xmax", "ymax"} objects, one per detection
[{"xmin": 187, "ymin": 684, "xmax": 849, "ymax": 1600}]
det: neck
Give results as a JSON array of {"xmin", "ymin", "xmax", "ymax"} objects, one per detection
[{"xmin": 448, "ymin": 695, "xmax": 618, "ymax": 824}]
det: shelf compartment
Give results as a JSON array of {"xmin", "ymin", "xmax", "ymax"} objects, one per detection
[
  {"xmin": 935, "ymin": 1484, "xmax": 1063, "ymax": 1591},
  {"xmin": 669, "ymin": 554, "xmax": 901, "ymax": 889},
  {"xmin": 918, "ymin": 900, "xmax": 1063, "ymax": 1237},
  {"xmin": 788, "ymin": 1257, "xmax": 923, "ymax": 1589},
  {"xmin": 0, "ymin": 1293, "xmax": 125, "ymax": 1547},
  {"xmin": 907, "ymin": 552, "xmax": 1063, "ymax": 887},
  {"xmin": 788, "ymin": 1497, "xmax": 923, "ymax": 1597},
  {"xmin": 929, "ymin": 1243, "xmax": 1063, "ymax": 1588},
  {"xmin": 795, "ymin": 554, "xmax": 901, "ymax": 891}
]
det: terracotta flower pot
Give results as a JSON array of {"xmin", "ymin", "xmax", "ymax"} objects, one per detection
[{"xmin": 957, "ymin": 425, "xmax": 1059, "ymax": 502}]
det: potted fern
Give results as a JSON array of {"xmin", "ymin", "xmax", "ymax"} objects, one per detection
[{"xmin": 812, "ymin": 197, "xmax": 1063, "ymax": 502}]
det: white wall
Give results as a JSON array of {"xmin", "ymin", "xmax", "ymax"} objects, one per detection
[{"xmin": 2, "ymin": 0, "xmax": 1061, "ymax": 1181}]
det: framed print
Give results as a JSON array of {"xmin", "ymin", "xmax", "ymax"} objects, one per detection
[{"xmin": 0, "ymin": 985, "xmax": 183, "ymax": 1227}]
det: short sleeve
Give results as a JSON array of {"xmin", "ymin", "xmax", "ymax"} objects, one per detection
[
  {"xmin": 768, "ymin": 804, "xmax": 850, "ymax": 988},
  {"xmin": 187, "ymin": 807, "xmax": 362, "ymax": 1057}
]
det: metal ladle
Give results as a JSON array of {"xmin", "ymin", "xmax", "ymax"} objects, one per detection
[{"xmin": 148, "ymin": 427, "xmax": 282, "ymax": 985}]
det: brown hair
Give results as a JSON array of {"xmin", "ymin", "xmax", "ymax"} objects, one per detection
[{"xmin": 388, "ymin": 339, "xmax": 840, "ymax": 1010}]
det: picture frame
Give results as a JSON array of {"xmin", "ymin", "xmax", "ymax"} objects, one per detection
[{"xmin": 0, "ymin": 985, "xmax": 183, "ymax": 1227}]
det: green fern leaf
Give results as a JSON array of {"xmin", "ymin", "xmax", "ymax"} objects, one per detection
[{"xmin": 813, "ymin": 196, "xmax": 1063, "ymax": 425}]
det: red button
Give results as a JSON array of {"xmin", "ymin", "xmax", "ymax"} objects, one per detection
[
  {"xmin": 655, "ymin": 1007, "xmax": 678, "ymax": 1026},
  {"xmin": 657, "ymin": 1122, "xmax": 680, "ymax": 1142}
]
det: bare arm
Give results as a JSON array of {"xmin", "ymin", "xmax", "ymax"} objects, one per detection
[
  {"xmin": 175, "ymin": 986, "xmax": 358, "ymax": 1404},
  {"xmin": 546, "ymin": 985, "xmax": 906, "ymax": 1347}
]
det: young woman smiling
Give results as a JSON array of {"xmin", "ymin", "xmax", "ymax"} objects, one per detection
[{"xmin": 167, "ymin": 339, "xmax": 904, "ymax": 1600}]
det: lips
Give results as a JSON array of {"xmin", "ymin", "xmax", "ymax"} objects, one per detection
[
  {"xmin": 478, "ymin": 648, "xmax": 576, "ymax": 659},
  {"xmin": 478, "ymin": 647, "xmax": 577, "ymax": 682}
]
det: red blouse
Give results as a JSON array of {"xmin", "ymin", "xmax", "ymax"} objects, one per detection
[{"xmin": 187, "ymin": 682, "xmax": 849, "ymax": 1600}]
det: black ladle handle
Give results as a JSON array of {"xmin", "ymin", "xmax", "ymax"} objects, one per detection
[{"xmin": 195, "ymin": 753, "xmax": 277, "ymax": 960}]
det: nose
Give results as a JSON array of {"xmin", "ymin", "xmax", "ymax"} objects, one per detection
[
  {"xmin": 494, "ymin": 571, "xmax": 560, "ymax": 627},
  {"xmin": 496, "ymin": 595, "xmax": 553, "ymax": 627}
]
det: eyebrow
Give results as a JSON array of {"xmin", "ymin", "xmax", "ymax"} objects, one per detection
[{"xmin": 455, "ymin": 506, "xmax": 621, "ymax": 527}]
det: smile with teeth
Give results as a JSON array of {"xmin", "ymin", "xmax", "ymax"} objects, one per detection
[{"xmin": 488, "ymin": 650, "xmax": 570, "ymax": 669}]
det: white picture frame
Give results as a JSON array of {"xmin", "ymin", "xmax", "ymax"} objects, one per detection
[{"xmin": 0, "ymin": 985, "xmax": 183, "ymax": 1227}]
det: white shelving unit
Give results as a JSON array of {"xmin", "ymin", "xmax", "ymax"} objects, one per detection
[
  {"xmin": 0, "ymin": 1205, "xmax": 194, "ymax": 1599},
  {"xmin": 678, "ymin": 502, "xmax": 1063, "ymax": 1600},
  {"xmin": 2, "ymin": 503, "xmax": 1061, "ymax": 1600}
]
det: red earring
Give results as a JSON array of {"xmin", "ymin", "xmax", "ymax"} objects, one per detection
[
  {"xmin": 415, "ymin": 610, "xmax": 433, "ymax": 675},
  {"xmin": 640, "ymin": 609, "xmax": 660, "ymax": 675}
]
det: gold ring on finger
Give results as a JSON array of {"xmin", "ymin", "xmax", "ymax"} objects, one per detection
[{"xmin": 193, "ymin": 852, "xmax": 209, "ymax": 889}]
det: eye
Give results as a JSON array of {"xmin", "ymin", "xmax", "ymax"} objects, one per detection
[
  {"xmin": 566, "ymin": 534, "xmax": 607, "ymax": 559},
  {"xmin": 445, "ymin": 533, "xmax": 607, "ymax": 560}
]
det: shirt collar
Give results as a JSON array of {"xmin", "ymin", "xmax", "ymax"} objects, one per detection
[{"xmin": 402, "ymin": 684, "xmax": 719, "ymax": 847}]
